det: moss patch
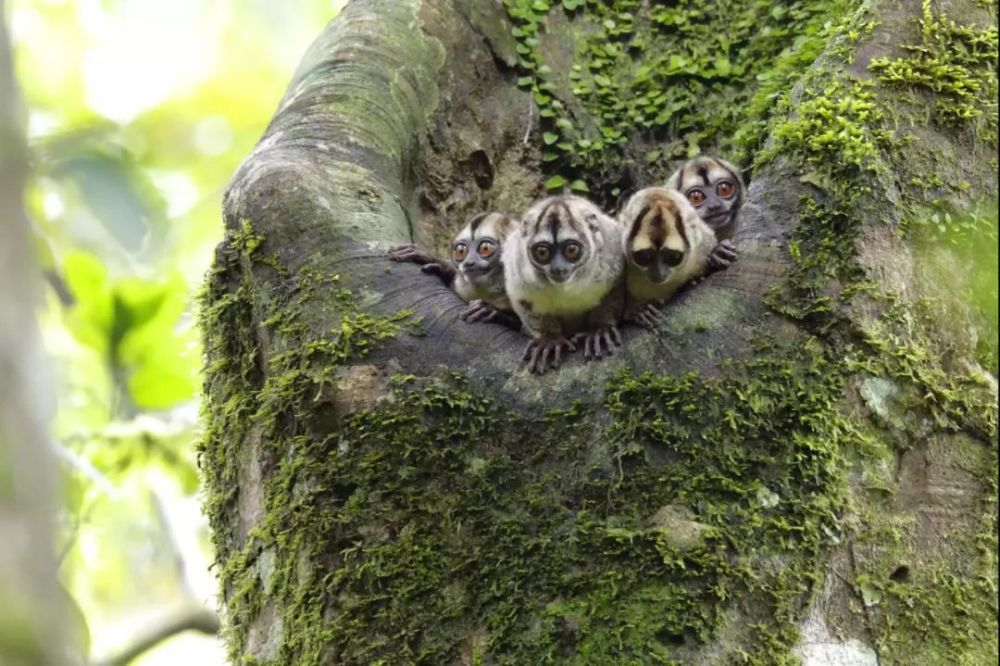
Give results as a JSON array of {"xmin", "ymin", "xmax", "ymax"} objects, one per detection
[
  {"xmin": 205, "ymin": 334, "xmax": 863, "ymax": 664},
  {"xmin": 503, "ymin": 0, "xmax": 861, "ymax": 200}
]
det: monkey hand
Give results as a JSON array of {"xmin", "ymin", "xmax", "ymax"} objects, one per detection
[
  {"xmin": 625, "ymin": 302, "xmax": 663, "ymax": 330},
  {"xmin": 523, "ymin": 334, "xmax": 576, "ymax": 375},
  {"xmin": 572, "ymin": 325, "xmax": 623, "ymax": 361},
  {"xmin": 461, "ymin": 300, "xmax": 501, "ymax": 323},
  {"xmin": 388, "ymin": 244, "xmax": 439, "ymax": 266},
  {"xmin": 708, "ymin": 240, "xmax": 738, "ymax": 270}
]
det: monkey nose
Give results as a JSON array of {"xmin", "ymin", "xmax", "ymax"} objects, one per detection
[{"xmin": 549, "ymin": 269, "xmax": 570, "ymax": 283}]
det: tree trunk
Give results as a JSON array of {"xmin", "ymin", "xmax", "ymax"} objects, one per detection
[
  {"xmin": 200, "ymin": 0, "xmax": 998, "ymax": 663},
  {"xmin": 0, "ymin": 5, "xmax": 67, "ymax": 664}
]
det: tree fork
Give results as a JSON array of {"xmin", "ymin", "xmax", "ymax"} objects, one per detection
[{"xmin": 201, "ymin": 0, "xmax": 998, "ymax": 663}]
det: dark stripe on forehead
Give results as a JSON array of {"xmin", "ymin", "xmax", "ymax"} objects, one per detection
[
  {"xmin": 647, "ymin": 207, "xmax": 665, "ymax": 247},
  {"xmin": 628, "ymin": 204, "xmax": 651, "ymax": 244},
  {"xmin": 547, "ymin": 203, "xmax": 563, "ymax": 239},
  {"xmin": 529, "ymin": 201, "xmax": 556, "ymax": 236},
  {"xmin": 673, "ymin": 209, "xmax": 689, "ymax": 247},
  {"xmin": 466, "ymin": 212, "xmax": 489, "ymax": 235},
  {"xmin": 547, "ymin": 200, "xmax": 579, "ymax": 242},
  {"xmin": 697, "ymin": 164, "xmax": 711, "ymax": 186}
]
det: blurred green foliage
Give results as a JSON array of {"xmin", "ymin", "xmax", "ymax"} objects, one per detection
[{"xmin": 10, "ymin": 0, "xmax": 338, "ymax": 663}]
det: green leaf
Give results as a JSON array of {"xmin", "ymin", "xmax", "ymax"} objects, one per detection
[
  {"xmin": 542, "ymin": 132, "xmax": 560, "ymax": 145},
  {"xmin": 545, "ymin": 175, "xmax": 567, "ymax": 190},
  {"xmin": 63, "ymin": 251, "xmax": 114, "ymax": 355},
  {"xmin": 127, "ymin": 332, "xmax": 197, "ymax": 409},
  {"xmin": 569, "ymin": 179, "xmax": 589, "ymax": 192}
]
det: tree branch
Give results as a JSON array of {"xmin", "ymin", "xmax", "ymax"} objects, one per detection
[{"xmin": 91, "ymin": 608, "xmax": 220, "ymax": 666}]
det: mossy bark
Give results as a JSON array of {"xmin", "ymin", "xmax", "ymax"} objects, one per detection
[{"xmin": 201, "ymin": 0, "xmax": 998, "ymax": 663}]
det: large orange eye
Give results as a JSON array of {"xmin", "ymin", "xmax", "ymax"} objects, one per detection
[
  {"xmin": 716, "ymin": 180, "xmax": 735, "ymax": 199},
  {"xmin": 687, "ymin": 188, "xmax": 706, "ymax": 206},
  {"xmin": 453, "ymin": 242, "xmax": 469, "ymax": 262},
  {"xmin": 531, "ymin": 243, "xmax": 553, "ymax": 264},
  {"xmin": 562, "ymin": 241, "xmax": 582, "ymax": 262},
  {"xmin": 477, "ymin": 240, "xmax": 496, "ymax": 258}
]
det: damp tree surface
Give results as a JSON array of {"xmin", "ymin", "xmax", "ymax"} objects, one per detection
[{"xmin": 200, "ymin": 0, "xmax": 998, "ymax": 664}]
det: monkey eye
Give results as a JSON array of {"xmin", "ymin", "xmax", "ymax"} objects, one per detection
[
  {"xmin": 477, "ymin": 240, "xmax": 497, "ymax": 258},
  {"xmin": 562, "ymin": 241, "xmax": 583, "ymax": 262},
  {"xmin": 453, "ymin": 242, "xmax": 469, "ymax": 262},
  {"xmin": 662, "ymin": 249, "xmax": 685, "ymax": 267},
  {"xmin": 716, "ymin": 180, "xmax": 735, "ymax": 199},
  {"xmin": 687, "ymin": 188, "xmax": 706, "ymax": 206},
  {"xmin": 531, "ymin": 243, "xmax": 553, "ymax": 264},
  {"xmin": 632, "ymin": 249, "xmax": 655, "ymax": 266}
]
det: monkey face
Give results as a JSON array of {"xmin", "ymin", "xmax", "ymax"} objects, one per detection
[
  {"xmin": 620, "ymin": 188, "xmax": 691, "ymax": 285},
  {"xmin": 667, "ymin": 156, "xmax": 744, "ymax": 233},
  {"xmin": 452, "ymin": 212, "xmax": 514, "ymax": 287},
  {"xmin": 522, "ymin": 195, "xmax": 605, "ymax": 285}
]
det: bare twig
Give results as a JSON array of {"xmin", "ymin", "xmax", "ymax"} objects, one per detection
[{"xmin": 91, "ymin": 607, "xmax": 220, "ymax": 666}]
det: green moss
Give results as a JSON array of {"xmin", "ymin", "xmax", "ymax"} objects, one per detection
[
  {"xmin": 503, "ymin": 0, "xmax": 860, "ymax": 198},
  {"xmin": 763, "ymin": 76, "xmax": 893, "ymax": 176},
  {"xmin": 197, "ymin": 219, "xmax": 418, "ymax": 663},
  {"xmin": 868, "ymin": 0, "xmax": 998, "ymax": 143},
  {"xmin": 202, "ymin": 327, "xmax": 868, "ymax": 663}
]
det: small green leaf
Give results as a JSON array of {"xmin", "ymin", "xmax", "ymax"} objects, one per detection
[
  {"xmin": 569, "ymin": 179, "xmax": 589, "ymax": 192},
  {"xmin": 543, "ymin": 132, "xmax": 559, "ymax": 145},
  {"xmin": 545, "ymin": 175, "xmax": 567, "ymax": 190}
]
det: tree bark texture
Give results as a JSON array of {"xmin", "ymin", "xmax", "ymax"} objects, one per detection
[
  {"xmin": 0, "ymin": 4, "xmax": 67, "ymax": 664},
  {"xmin": 201, "ymin": 0, "xmax": 998, "ymax": 664}
]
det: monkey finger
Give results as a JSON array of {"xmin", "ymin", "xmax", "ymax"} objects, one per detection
[
  {"xmin": 542, "ymin": 345, "xmax": 553, "ymax": 369},
  {"xmin": 523, "ymin": 341, "xmax": 536, "ymax": 362},
  {"xmin": 601, "ymin": 331, "xmax": 616, "ymax": 354},
  {"xmin": 593, "ymin": 335, "xmax": 605, "ymax": 359},
  {"xmin": 610, "ymin": 326, "xmax": 623, "ymax": 346},
  {"xmin": 530, "ymin": 348, "xmax": 544, "ymax": 374},
  {"xmin": 421, "ymin": 262, "xmax": 444, "ymax": 275},
  {"xmin": 483, "ymin": 310, "xmax": 498, "ymax": 322}
]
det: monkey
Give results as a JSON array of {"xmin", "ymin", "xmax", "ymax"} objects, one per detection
[
  {"xmin": 389, "ymin": 212, "xmax": 519, "ymax": 327},
  {"xmin": 618, "ymin": 187, "xmax": 717, "ymax": 329},
  {"xmin": 665, "ymin": 155, "xmax": 746, "ymax": 269},
  {"xmin": 504, "ymin": 194, "xmax": 625, "ymax": 374}
]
